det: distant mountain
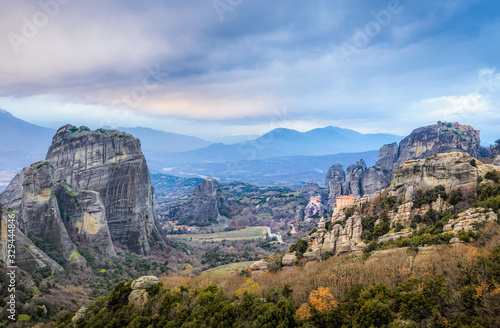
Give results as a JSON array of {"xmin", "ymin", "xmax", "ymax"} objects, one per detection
[
  {"xmin": 116, "ymin": 126, "xmax": 211, "ymax": 152},
  {"xmin": 158, "ymin": 150, "xmax": 379, "ymax": 187},
  {"xmin": 0, "ymin": 109, "xmax": 55, "ymax": 175},
  {"xmin": 164, "ymin": 126, "xmax": 403, "ymax": 164},
  {"xmin": 207, "ymin": 134, "xmax": 259, "ymax": 145}
]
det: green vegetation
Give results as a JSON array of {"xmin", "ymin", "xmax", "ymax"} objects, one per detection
[
  {"xmin": 289, "ymin": 238, "xmax": 308, "ymax": 258},
  {"xmin": 201, "ymin": 246, "xmax": 259, "ymax": 269},
  {"xmin": 107, "ymin": 163, "xmax": 120, "ymax": 169},
  {"xmin": 60, "ymin": 180, "xmax": 78, "ymax": 196},
  {"xmin": 201, "ymin": 261, "xmax": 256, "ymax": 276},
  {"xmin": 168, "ymin": 227, "xmax": 267, "ymax": 242},
  {"xmin": 56, "ymin": 244, "xmax": 500, "ymax": 327},
  {"xmin": 413, "ymin": 185, "xmax": 447, "ymax": 208}
]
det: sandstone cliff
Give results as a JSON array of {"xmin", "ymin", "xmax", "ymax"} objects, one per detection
[
  {"xmin": 0, "ymin": 162, "xmax": 83, "ymax": 266},
  {"xmin": 0, "ymin": 203, "xmax": 63, "ymax": 272},
  {"xmin": 165, "ymin": 178, "xmax": 226, "ymax": 226},
  {"xmin": 284, "ymin": 153, "xmax": 500, "ymax": 267},
  {"xmin": 45, "ymin": 125, "xmax": 165, "ymax": 255},
  {"xmin": 0, "ymin": 125, "xmax": 166, "ymax": 271},
  {"xmin": 325, "ymin": 122, "xmax": 483, "ymax": 204},
  {"xmin": 390, "ymin": 152, "xmax": 479, "ymax": 198}
]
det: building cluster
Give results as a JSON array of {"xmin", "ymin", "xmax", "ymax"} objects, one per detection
[{"xmin": 163, "ymin": 221, "xmax": 196, "ymax": 233}]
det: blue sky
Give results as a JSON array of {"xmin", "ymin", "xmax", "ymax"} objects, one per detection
[{"xmin": 0, "ymin": 0, "xmax": 499, "ymax": 143}]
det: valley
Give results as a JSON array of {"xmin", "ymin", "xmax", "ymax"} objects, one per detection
[{"xmin": 1, "ymin": 120, "xmax": 500, "ymax": 327}]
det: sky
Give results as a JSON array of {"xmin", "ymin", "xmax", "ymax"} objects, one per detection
[{"xmin": 0, "ymin": 0, "xmax": 500, "ymax": 143}]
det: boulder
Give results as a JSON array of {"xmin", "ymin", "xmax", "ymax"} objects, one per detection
[
  {"xmin": 131, "ymin": 276, "xmax": 159, "ymax": 290},
  {"xmin": 250, "ymin": 260, "xmax": 269, "ymax": 271},
  {"xmin": 282, "ymin": 253, "xmax": 297, "ymax": 266},
  {"xmin": 72, "ymin": 307, "xmax": 88, "ymax": 324}
]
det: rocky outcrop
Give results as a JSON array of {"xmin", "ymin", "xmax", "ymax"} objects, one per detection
[
  {"xmin": 325, "ymin": 164, "xmax": 345, "ymax": 209},
  {"xmin": 395, "ymin": 123, "xmax": 480, "ymax": 170},
  {"xmin": 292, "ymin": 152, "xmax": 500, "ymax": 266},
  {"xmin": 72, "ymin": 307, "xmax": 88, "ymax": 324},
  {"xmin": 443, "ymin": 208, "xmax": 497, "ymax": 234},
  {"xmin": 325, "ymin": 123, "xmax": 483, "ymax": 203},
  {"xmin": 250, "ymin": 260, "xmax": 269, "ymax": 272},
  {"xmin": 304, "ymin": 197, "xmax": 323, "ymax": 220},
  {"xmin": 165, "ymin": 178, "xmax": 225, "ymax": 226},
  {"xmin": 390, "ymin": 152, "xmax": 479, "ymax": 198},
  {"xmin": 128, "ymin": 276, "xmax": 159, "ymax": 305},
  {"xmin": 45, "ymin": 125, "xmax": 165, "ymax": 255},
  {"xmin": 0, "ymin": 162, "xmax": 81, "ymax": 266},
  {"xmin": 0, "ymin": 204, "xmax": 63, "ymax": 272},
  {"xmin": 282, "ymin": 253, "xmax": 297, "ymax": 266},
  {"xmin": 343, "ymin": 161, "xmax": 367, "ymax": 197},
  {"xmin": 295, "ymin": 214, "xmax": 365, "ymax": 263},
  {"xmin": 0, "ymin": 125, "xmax": 166, "ymax": 272}
]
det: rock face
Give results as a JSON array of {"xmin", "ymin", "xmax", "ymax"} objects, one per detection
[
  {"xmin": 0, "ymin": 162, "xmax": 81, "ymax": 265},
  {"xmin": 165, "ymin": 178, "xmax": 225, "ymax": 226},
  {"xmin": 45, "ymin": 125, "xmax": 165, "ymax": 255},
  {"xmin": 325, "ymin": 122, "xmax": 482, "ymax": 204},
  {"xmin": 129, "ymin": 276, "xmax": 160, "ymax": 305},
  {"xmin": 390, "ymin": 152, "xmax": 479, "ymax": 198},
  {"xmin": 395, "ymin": 123, "xmax": 480, "ymax": 170},
  {"xmin": 0, "ymin": 125, "xmax": 166, "ymax": 271},
  {"xmin": 55, "ymin": 186, "xmax": 116, "ymax": 257},
  {"xmin": 0, "ymin": 204, "xmax": 63, "ymax": 272},
  {"xmin": 304, "ymin": 197, "xmax": 323, "ymax": 220},
  {"xmin": 325, "ymin": 164, "xmax": 345, "ymax": 209},
  {"xmin": 443, "ymin": 208, "xmax": 497, "ymax": 234},
  {"xmin": 291, "ymin": 152, "xmax": 500, "ymax": 266}
]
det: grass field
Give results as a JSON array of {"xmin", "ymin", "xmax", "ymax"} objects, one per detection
[
  {"xmin": 201, "ymin": 261, "xmax": 256, "ymax": 276},
  {"xmin": 168, "ymin": 226, "xmax": 268, "ymax": 242}
]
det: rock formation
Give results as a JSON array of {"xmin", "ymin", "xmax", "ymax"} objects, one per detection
[
  {"xmin": 0, "ymin": 203, "xmax": 63, "ymax": 272},
  {"xmin": 443, "ymin": 208, "xmax": 497, "ymax": 234},
  {"xmin": 129, "ymin": 276, "xmax": 160, "ymax": 305},
  {"xmin": 325, "ymin": 122, "xmax": 483, "ymax": 205},
  {"xmin": 304, "ymin": 196, "xmax": 323, "ymax": 220},
  {"xmin": 390, "ymin": 152, "xmax": 479, "ymax": 199},
  {"xmin": 284, "ymin": 152, "xmax": 500, "ymax": 266},
  {"xmin": 0, "ymin": 162, "xmax": 83, "ymax": 267},
  {"xmin": 45, "ymin": 125, "xmax": 165, "ymax": 255},
  {"xmin": 165, "ymin": 178, "xmax": 226, "ymax": 226},
  {"xmin": 0, "ymin": 125, "xmax": 166, "ymax": 271}
]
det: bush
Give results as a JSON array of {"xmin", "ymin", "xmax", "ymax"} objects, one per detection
[
  {"xmin": 485, "ymin": 171, "xmax": 500, "ymax": 183},
  {"xmin": 449, "ymin": 188, "xmax": 463, "ymax": 205},
  {"xmin": 289, "ymin": 239, "xmax": 308, "ymax": 258}
]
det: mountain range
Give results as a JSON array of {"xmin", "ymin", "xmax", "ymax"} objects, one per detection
[{"xmin": 0, "ymin": 109, "xmax": 403, "ymax": 187}]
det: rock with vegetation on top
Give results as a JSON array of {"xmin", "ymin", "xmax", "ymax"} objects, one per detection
[
  {"xmin": 45, "ymin": 125, "xmax": 165, "ymax": 255},
  {"xmin": 129, "ymin": 276, "xmax": 160, "ymax": 305},
  {"xmin": 164, "ymin": 178, "xmax": 226, "ymax": 226}
]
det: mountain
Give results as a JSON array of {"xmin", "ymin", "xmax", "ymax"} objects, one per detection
[
  {"xmin": 324, "ymin": 122, "xmax": 486, "ymax": 208},
  {"xmin": 116, "ymin": 126, "xmax": 212, "ymax": 153},
  {"xmin": 284, "ymin": 151, "xmax": 500, "ymax": 264},
  {"xmin": 0, "ymin": 110, "xmax": 56, "ymax": 186},
  {"xmin": 0, "ymin": 125, "xmax": 166, "ymax": 272},
  {"xmin": 156, "ymin": 150, "xmax": 379, "ymax": 187},
  {"xmin": 165, "ymin": 126, "xmax": 403, "ymax": 164}
]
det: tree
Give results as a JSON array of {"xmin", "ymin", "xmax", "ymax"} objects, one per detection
[{"xmin": 356, "ymin": 299, "xmax": 392, "ymax": 328}]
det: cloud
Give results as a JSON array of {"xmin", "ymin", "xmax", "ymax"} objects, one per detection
[
  {"xmin": 0, "ymin": 0, "xmax": 499, "ymax": 139},
  {"xmin": 422, "ymin": 93, "xmax": 490, "ymax": 117}
]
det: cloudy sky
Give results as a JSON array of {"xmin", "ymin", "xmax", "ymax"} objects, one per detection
[{"xmin": 1, "ymin": 0, "xmax": 499, "ymax": 142}]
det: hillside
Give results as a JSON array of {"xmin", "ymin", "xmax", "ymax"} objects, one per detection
[{"xmin": 52, "ymin": 153, "xmax": 500, "ymax": 328}]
